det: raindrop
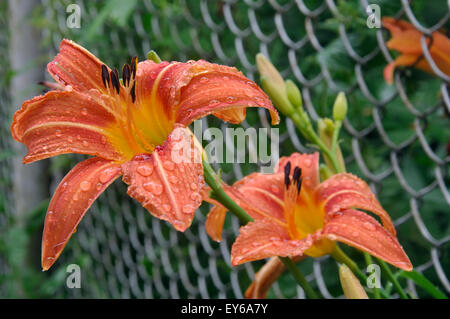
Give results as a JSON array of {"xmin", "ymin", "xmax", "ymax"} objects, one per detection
[
  {"xmin": 82, "ymin": 140, "xmax": 89, "ymax": 147},
  {"xmin": 363, "ymin": 222, "xmax": 376, "ymax": 231},
  {"xmin": 55, "ymin": 129, "xmax": 62, "ymax": 137},
  {"xmin": 137, "ymin": 165, "xmax": 153, "ymax": 177},
  {"xmin": 190, "ymin": 182, "xmax": 198, "ymax": 191},
  {"xmin": 143, "ymin": 181, "xmax": 163, "ymax": 195},
  {"xmin": 163, "ymin": 204, "xmax": 171, "ymax": 213},
  {"xmin": 182, "ymin": 204, "xmax": 195, "ymax": 214},
  {"xmin": 199, "ymin": 76, "xmax": 208, "ymax": 83},
  {"xmin": 163, "ymin": 161, "xmax": 175, "ymax": 171},
  {"xmin": 80, "ymin": 180, "xmax": 91, "ymax": 191},
  {"xmin": 81, "ymin": 108, "xmax": 88, "ymax": 116}
]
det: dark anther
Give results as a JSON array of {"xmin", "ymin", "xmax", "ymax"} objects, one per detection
[
  {"xmin": 296, "ymin": 178, "xmax": 302, "ymax": 194},
  {"xmin": 101, "ymin": 65, "xmax": 110, "ymax": 88},
  {"xmin": 110, "ymin": 68, "xmax": 120, "ymax": 94},
  {"xmin": 122, "ymin": 64, "xmax": 131, "ymax": 87},
  {"xmin": 284, "ymin": 161, "xmax": 291, "ymax": 189},
  {"xmin": 130, "ymin": 56, "xmax": 137, "ymax": 79},
  {"xmin": 292, "ymin": 166, "xmax": 301, "ymax": 183},
  {"xmin": 130, "ymin": 82, "xmax": 136, "ymax": 103}
]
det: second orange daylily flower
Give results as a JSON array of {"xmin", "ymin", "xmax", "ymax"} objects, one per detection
[
  {"xmin": 11, "ymin": 39, "xmax": 279, "ymax": 270},
  {"xmin": 204, "ymin": 153, "xmax": 412, "ymax": 271},
  {"xmin": 383, "ymin": 17, "xmax": 450, "ymax": 84}
]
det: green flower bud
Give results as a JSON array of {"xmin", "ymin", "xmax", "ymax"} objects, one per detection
[
  {"xmin": 147, "ymin": 50, "xmax": 162, "ymax": 63},
  {"xmin": 256, "ymin": 53, "xmax": 285, "ymax": 90},
  {"xmin": 285, "ymin": 80, "xmax": 302, "ymax": 108},
  {"xmin": 260, "ymin": 76, "xmax": 294, "ymax": 116},
  {"xmin": 339, "ymin": 264, "xmax": 369, "ymax": 299},
  {"xmin": 333, "ymin": 92, "xmax": 347, "ymax": 121}
]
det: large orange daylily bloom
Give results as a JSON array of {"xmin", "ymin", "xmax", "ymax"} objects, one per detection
[
  {"xmin": 204, "ymin": 153, "xmax": 412, "ymax": 271},
  {"xmin": 11, "ymin": 39, "xmax": 279, "ymax": 270},
  {"xmin": 383, "ymin": 17, "xmax": 450, "ymax": 84}
]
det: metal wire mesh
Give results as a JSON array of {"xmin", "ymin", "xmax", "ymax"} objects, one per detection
[{"xmin": 1, "ymin": 0, "xmax": 449, "ymax": 298}]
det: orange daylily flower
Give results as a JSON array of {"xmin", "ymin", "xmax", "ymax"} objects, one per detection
[
  {"xmin": 204, "ymin": 153, "xmax": 412, "ymax": 271},
  {"xmin": 383, "ymin": 17, "xmax": 450, "ymax": 84},
  {"xmin": 11, "ymin": 39, "xmax": 279, "ymax": 271}
]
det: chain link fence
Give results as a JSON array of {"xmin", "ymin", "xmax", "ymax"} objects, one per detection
[{"xmin": 1, "ymin": 0, "xmax": 449, "ymax": 298}]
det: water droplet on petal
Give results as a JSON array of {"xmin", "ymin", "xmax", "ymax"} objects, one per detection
[
  {"xmin": 143, "ymin": 181, "xmax": 163, "ymax": 195},
  {"xmin": 81, "ymin": 108, "xmax": 88, "ymax": 116},
  {"xmin": 363, "ymin": 222, "xmax": 376, "ymax": 231},
  {"xmin": 80, "ymin": 181, "xmax": 91, "ymax": 191},
  {"xmin": 163, "ymin": 204, "xmax": 171, "ymax": 213},
  {"xmin": 137, "ymin": 165, "xmax": 153, "ymax": 177},
  {"xmin": 82, "ymin": 140, "xmax": 89, "ymax": 147},
  {"xmin": 168, "ymin": 175, "xmax": 178, "ymax": 184},
  {"xmin": 190, "ymin": 182, "xmax": 198, "ymax": 191},
  {"xmin": 163, "ymin": 161, "xmax": 175, "ymax": 171},
  {"xmin": 199, "ymin": 76, "xmax": 208, "ymax": 83},
  {"xmin": 55, "ymin": 129, "xmax": 62, "ymax": 137},
  {"xmin": 182, "ymin": 204, "xmax": 195, "ymax": 214}
]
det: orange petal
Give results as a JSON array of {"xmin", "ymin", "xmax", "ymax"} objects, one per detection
[
  {"xmin": 382, "ymin": 17, "xmax": 416, "ymax": 35},
  {"xmin": 275, "ymin": 152, "xmax": 320, "ymax": 189},
  {"xmin": 204, "ymin": 172, "xmax": 286, "ymax": 242},
  {"xmin": 323, "ymin": 209, "xmax": 412, "ymax": 271},
  {"xmin": 42, "ymin": 157, "xmax": 122, "ymax": 270},
  {"xmin": 47, "ymin": 39, "xmax": 107, "ymax": 92},
  {"xmin": 317, "ymin": 173, "xmax": 396, "ymax": 236},
  {"xmin": 11, "ymin": 90, "xmax": 126, "ymax": 163},
  {"xmin": 231, "ymin": 219, "xmax": 316, "ymax": 266},
  {"xmin": 121, "ymin": 126, "xmax": 204, "ymax": 232},
  {"xmin": 245, "ymin": 255, "xmax": 306, "ymax": 298},
  {"xmin": 386, "ymin": 30, "xmax": 423, "ymax": 55},
  {"xmin": 172, "ymin": 60, "xmax": 279, "ymax": 125},
  {"xmin": 205, "ymin": 204, "xmax": 228, "ymax": 242}
]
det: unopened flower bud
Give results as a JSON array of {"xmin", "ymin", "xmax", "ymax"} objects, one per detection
[
  {"xmin": 339, "ymin": 264, "xmax": 369, "ymax": 299},
  {"xmin": 285, "ymin": 80, "xmax": 302, "ymax": 108},
  {"xmin": 256, "ymin": 53, "xmax": 285, "ymax": 90},
  {"xmin": 147, "ymin": 50, "xmax": 162, "ymax": 63},
  {"xmin": 333, "ymin": 92, "xmax": 347, "ymax": 121}
]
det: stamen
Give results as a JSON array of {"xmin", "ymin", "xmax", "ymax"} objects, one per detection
[
  {"xmin": 130, "ymin": 82, "xmax": 136, "ymax": 103},
  {"xmin": 101, "ymin": 65, "xmax": 110, "ymax": 88},
  {"xmin": 284, "ymin": 161, "xmax": 291, "ymax": 189},
  {"xmin": 292, "ymin": 166, "xmax": 302, "ymax": 195},
  {"xmin": 110, "ymin": 68, "xmax": 120, "ymax": 94},
  {"xmin": 122, "ymin": 64, "xmax": 131, "ymax": 87},
  {"xmin": 296, "ymin": 177, "xmax": 302, "ymax": 194},
  {"xmin": 130, "ymin": 56, "xmax": 137, "ymax": 79}
]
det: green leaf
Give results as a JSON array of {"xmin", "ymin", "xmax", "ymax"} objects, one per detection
[{"xmin": 399, "ymin": 270, "xmax": 448, "ymax": 299}]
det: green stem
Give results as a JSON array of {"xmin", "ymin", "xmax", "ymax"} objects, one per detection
[
  {"xmin": 280, "ymin": 257, "xmax": 320, "ymax": 299},
  {"xmin": 377, "ymin": 259, "xmax": 409, "ymax": 299},
  {"xmin": 202, "ymin": 158, "xmax": 321, "ymax": 299}
]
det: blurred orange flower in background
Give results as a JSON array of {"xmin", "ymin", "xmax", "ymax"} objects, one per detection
[
  {"xmin": 204, "ymin": 153, "xmax": 412, "ymax": 271},
  {"xmin": 383, "ymin": 17, "xmax": 450, "ymax": 84},
  {"xmin": 11, "ymin": 39, "xmax": 279, "ymax": 270}
]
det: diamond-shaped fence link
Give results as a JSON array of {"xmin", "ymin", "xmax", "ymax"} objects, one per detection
[{"xmin": 1, "ymin": 0, "xmax": 449, "ymax": 298}]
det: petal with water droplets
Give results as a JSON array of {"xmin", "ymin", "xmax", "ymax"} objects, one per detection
[
  {"xmin": 323, "ymin": 209, "xmax": 412, "ymax": 271},
  {"xmin": 204, "ymin": 172, "xmax": 286, "ymax": 242},
  {"xmin": 47, "ymin": 39, "xmax": 108, "ymax": 92},
  {"xmin": 11, "ymin": 90, "xmax": 134, "ymax": 163},
  {"xmin": 42, "ymin": 157, "xmax": 121, "ymax": 271},
  {"xmin": 316, "ymin": 173, "xmax": 396, "ymax": 235},
  {"xmin": 231, "ymin": 219, "xmax": 316, "ymax": 266},
  {"xmin": 121, "ymin": 126, "xmax": 204, "ymax": 232}
]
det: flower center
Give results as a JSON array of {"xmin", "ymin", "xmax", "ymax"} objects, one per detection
[
  {"xmin": 283, "ymin": 161, "xmax": 335, "ymax": 257},
  {"xmin": 100, "ymin": 58, "xmax": 172, "ymax": 161}
]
